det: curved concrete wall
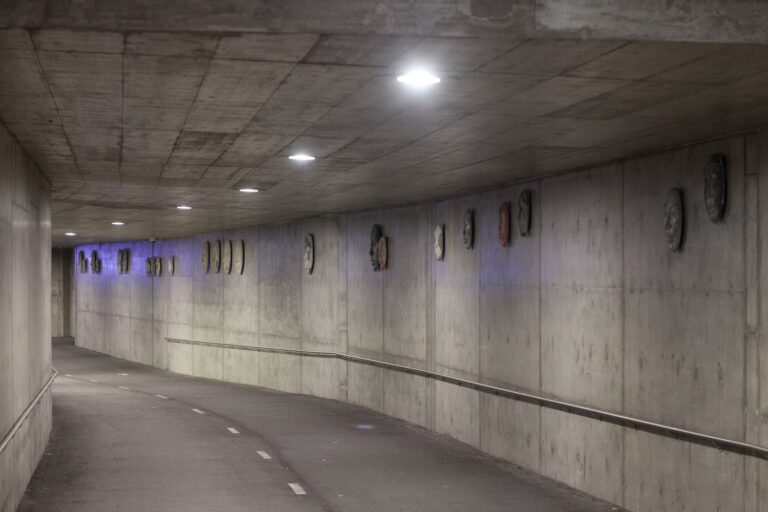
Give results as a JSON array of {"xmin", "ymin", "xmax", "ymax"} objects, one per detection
[
  {"xmin": 74, "ymin": 132, "xmax": 768, "ymax": 511},
  {"xmin": 0, "ymin": 124, "xmax": 52, "ymax": 512}
]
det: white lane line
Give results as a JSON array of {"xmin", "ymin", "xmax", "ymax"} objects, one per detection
[
  {"xmin": 192, "ymin": 408, "xmax": 206, "ymax": 415},
  {"xmin": 154, "ymin": 394, "xmax": 169, "ymax": 399},
  {"xmin": 227, "ymin": 427, "xmax": 240, "ymax": 434},
  {"xmin": 117, "ymin": 386, "xmax": 131, "ymax": 391},
  {"xmin": 87, "ymin": 379, "xmax": 99, "ymax": 383},
  {"xmin": 64, "ymin": 374, "xmax": 73, "ymax": 377},
  {"xmin": 288, "ymin": 483, "xmax": 306, "ymax": 495},
  {"xmin": 118, "ymin": 373, "xmax": 129, "ymax": 376},
  {"xmin": 257, "ymin": 451, "xmax": 272, "ymax": 460}
]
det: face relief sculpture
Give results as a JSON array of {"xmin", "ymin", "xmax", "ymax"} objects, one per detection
[
  {"xmin": 434, "ymin": 224, "xmax": 445, "ymax": 261},
  {"xmin": 303, "ymin": 234, "xmax": 315, "ymax": 274},
  {"xmin": 370, "ymin": 224, "xmax": 384, "ymax": 271},
  {"xmin": 498, "ymin": 201, "xmax": 510, "ymax": 247},
  {"xmin": 201, "ymin": 241, "xmax": 210, "ymax": 273},
  {"xmin": 462, "ymin": 209, "xmax": 475, "ymax": 250},
  {"xmin": 663, "ymin": 188, "xmax": 684, "ymax": 252},
  {"xmin": 376, "ymin": 236, "xmax": 387, "ymax": 270},
  {"xmin": 233, "ymin": 240, "xmax": 244, "ymax": 275},
  {"xmin": 518, "ymin": 190, "xmax": 532, "ymax": 237},
  {"xmin": 704, "ymin": 153, "xmax": 726, "ymax": 223}
]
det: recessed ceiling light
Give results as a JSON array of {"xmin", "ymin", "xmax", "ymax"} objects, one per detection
[
  {"xmin": 289, "ymin": 154, "xmax": 316, "ymax": 161},
  {"xmin": 176, "ymin": 205, "xmax": 192, "ymax": 210},
  {"xmin": 65, "ymin": 232, "xmax": 76, "ymax": 236},
  {"xmin": 239, "ymin": 188, "xmax": 259, "ymax": 193},
  {"xmin": 397, "ymin": 70, "xmax": 441, "ymax": 87},
  {"xmin": 111, "ymin": 221, "xmax": 124, "ymax": 226}
]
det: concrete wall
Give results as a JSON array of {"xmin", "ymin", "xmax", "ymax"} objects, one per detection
[
  {"xmin": 73, "ymin": 132, "xmax": 768, "ymax": 511},
  {"xmin": 0, "ymin": 124, "xmax": 53, "ymax": 512},
  {"xmin": 51, "ymin": 248, "xmax": 72, "ymax": 337}
]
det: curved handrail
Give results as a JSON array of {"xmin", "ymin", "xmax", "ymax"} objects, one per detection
[
  {"xmin": 0, "ymin": 368, "xmax": 58, "ymax": 454},
  {"xmin": 166, "ymin": 337, "xmax": 768, "ymax": 461}
]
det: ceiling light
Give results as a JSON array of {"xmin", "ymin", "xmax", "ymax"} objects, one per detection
[
  {"xmin": 65, "ymin": 232, "xmax": 76, "ymax": 236},
  {"xmin": 176, "ymin": 205, "xmax": 192, "ymax": 210},
  {"xmin": 397, "ymin": 70, "xmax": 441, "ymax": 87},
  {"xmin": 111, "ymin": 221, "xmax": 124, "ymax": 226},
  {"xmin": 289, "ymin": 154, "xmax": 316, "ymax": 161},
  {"xmin": 239, "ymin": 188, "xmax": 259, "ymax": 193}
]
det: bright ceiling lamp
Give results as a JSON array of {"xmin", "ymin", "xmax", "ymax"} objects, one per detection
[
  {"xmin": 65, "ymin": 232, "xmax": 76, "ymax": 236},
  {"xmin": 397, "ymin": 70, "xmax": 441, "ymax": 87},
  {"xmin": 176, "ymin": 205, "xmax": 192, "ymax": 210},
  {"xmin": 289, "ymin": 154, "xmax": 316, "ymax": 161},
  {"xmin": 111, "ymin": 221, "xmax": 124, "ymax": 226},
  {"xmin": 239, "ymin": 188, "xmax": 259, "ymax": 193}
]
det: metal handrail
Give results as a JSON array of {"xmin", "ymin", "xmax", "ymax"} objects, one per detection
[
  {"xmin": 166, "ymin": 337, "xmax": 768, "ymax": 461},
  {"xmin": 0, "ymin": 368, "xmax": 58, "ymax": 454}
]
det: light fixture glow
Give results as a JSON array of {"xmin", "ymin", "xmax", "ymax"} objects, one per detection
[
  {"xmin": 176, "ymin": 205, "xmax": 192, "ymax": 210},
  {"xmin": 111, "ymin": 221, "xmax": 124, "ymax": 226},
  {"xmin": 397, "ymin": 70, "xmax": 441, "ymax": 87},
  {"xmin": 65, "ymin": 232, "xmax": 76, "ymax": 236},
  {"xmin": 289, "ymin": 154, "xmax": 316, "ymax": 161},
  {"xmin": 239, "ymin": 188, "xmax": 259, "ymax": 193}
]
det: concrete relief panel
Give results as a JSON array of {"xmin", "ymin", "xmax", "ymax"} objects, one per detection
[
  {"xmin": 232, "ymin": 239, "xmax": 245, "ymax": 275},
  {"xmin": 704, "ymin": 153, "xmax": 727, "ymax": 223}
]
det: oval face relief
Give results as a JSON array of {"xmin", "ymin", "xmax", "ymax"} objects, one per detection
[
  {"xmin": 167, "ymin": 256, "xmax": 174, "ymax": 276},
  {"xmin": 233, "ymin": 240, "xmax": 244, "ymax": 275},
  {"xmin": 498, "ymin": 201, "xmax": 510, "ymax": 247},
  {"xmin": 376, "ymin": 236, "xmax": 387, "ymax": 270},
  {"xmin": 518, "ymin": 190, "xmax": 532, "ymax": 237},
  {"xmin": 303, "ymin": 234, "xmax": 314, "ymax": 274},
  {"xmin": 201, "ymin": 241, "xmax": 210, "ymax": 273},
  {"xmin": 704, "ymin": 153, "xmax": 727, "ymax": 223},
  {"xmin": 369, "ymin": 224, "xmax": 383, "ymax": 271},
  {"xmin": 145, "ymin": 257, "xmax": 152, "ymax": 276},
  {"xmin": 434, "ymin": 224, "xmax": 445, "ymax": 261},
  {"xmin": 663, "ymin": 188, "xmax": 684, "ymax": 252},
  {"xmin": 222, "ymin": 240, "xmax": 232, "ymax": 274},
  {"xmin": 462, "ymin": 209, "xmax": 474, "ymax": 250}
]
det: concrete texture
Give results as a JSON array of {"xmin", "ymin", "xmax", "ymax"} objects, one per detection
[
  {"xmin": 3, "ymin": 1, "xmax": 768, "ymax": 43},
  {"xmin": 50, "ymin": 249, "xmax": 72, "ymax": 337},
  {"xmin": 20, "ymin": 338, "xmax": 623, "ymax": 512},
  {"xmin": 72, "ymin": 130, "xmax": 768, "ymax": 511},
  {"xmin": 2, "ymin": 24, "xmax": 768, "ymax": 245},
  {"xmin": 0, "ymin": 122, "xmax": 52, "ymax": 512}
]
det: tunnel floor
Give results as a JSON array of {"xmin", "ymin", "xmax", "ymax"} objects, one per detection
[{"xmin": 19, "ymin": 339, "xmax": 622, "ymax": 512}]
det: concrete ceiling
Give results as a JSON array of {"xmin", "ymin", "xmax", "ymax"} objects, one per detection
[{"xmin": 2, "ymin": 25, "xmax": 768, "ymax": 245}]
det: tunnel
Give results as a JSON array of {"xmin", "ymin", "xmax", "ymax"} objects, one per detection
[{"xmin": 1, "ymin": 1, "xmax": 768, "ymax": 511}]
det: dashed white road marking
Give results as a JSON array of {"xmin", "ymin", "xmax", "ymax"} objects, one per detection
[
  {"xmin": 227, "ymin": 427, "xmax": 240, "ymax": 434},
  {"xmin": 118, "ymin": 373, "xmax": 129, "ymax": 376},
  {"xmin": 288, "ymin": 483, "xmax": 306, "ymax": 495},
  {"xmin": 117, "ymin": 386, "xmax": 131, "ymax": 391},
  {"xmin": 87, "ymin": 379, "xmax": 99, "ymax": 383},
  {"xmin": 154, "ymin": 394, "xmax": 169, "ymax": 399},
  {"xmin": 64, "ymin": 374, "xmax": 73, "ymax": 377},
  {"xmin": 192, "ymin": 408, "xmax": 206, "ymax": 415},
  {"xmin": 257, "ymin": 451, "xmax": 272, "ymax": 460}
]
